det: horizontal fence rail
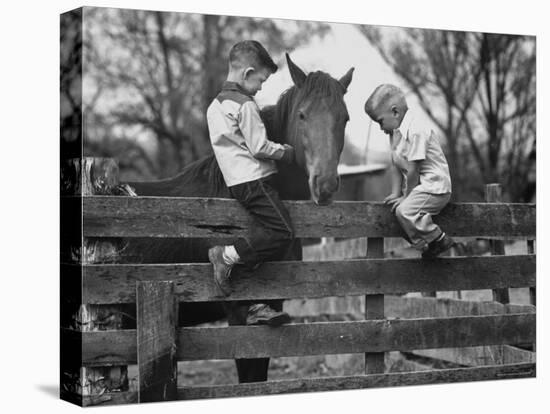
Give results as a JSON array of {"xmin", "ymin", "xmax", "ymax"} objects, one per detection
[
  {"xmin": 72, "ymin": 313, "xmax": 535, "ymax": 365},
  {"xmin": 75, "ymin": 255, "xmax": 536, "ymax": 303},
  {"xmin": 63, "ymin": 363, "xmax": 536, "ymax": 404},
  {"xmin": 178, "ymin": 363, "xmax": 536, "ymax": 400},
  {"xmin": 76, "ymin": 196, "xmax": 536, "ymax": 238},
  {"xmin": 62, "ymin": 162, "xmax": 537, "ymax": 406}
]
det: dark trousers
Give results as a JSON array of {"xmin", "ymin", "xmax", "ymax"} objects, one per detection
[{"xmin": 229, "ymin": 175, "xmax": 294, "ymax": 268}]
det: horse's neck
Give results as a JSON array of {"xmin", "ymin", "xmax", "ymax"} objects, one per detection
[{"xmin": 260, "ymin": 106, "xmax": 310, "ymax": 200}]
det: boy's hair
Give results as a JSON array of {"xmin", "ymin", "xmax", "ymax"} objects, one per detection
[
  {"xmin": 364, "ymin": 84, "xmax": 407, "ymax": 116},
  {"xmin": 229, "ymin": 41, "xmax": 278, "ymax": 73}
]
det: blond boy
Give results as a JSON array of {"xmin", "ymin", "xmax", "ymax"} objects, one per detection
[{"xmin": 364, "ymin": 84, "xmax": 454, "ymax": 258}]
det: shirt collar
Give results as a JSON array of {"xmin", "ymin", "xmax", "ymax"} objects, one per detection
[
  {"xmin": 221, "ymin": 81, "xmax": 253, "ymax": 97},
  {"xmin": 397, "ymin": 108, "xmax": 416, "ymax": 141}
]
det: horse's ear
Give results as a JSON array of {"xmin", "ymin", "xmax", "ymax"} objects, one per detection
[
  {"xmin": 339, "ymin": 67, "xmax": 355, "ymax": 93},
  {"xmin": 286, "ymin": 53, "xmax": 306, "ymax": 88}
]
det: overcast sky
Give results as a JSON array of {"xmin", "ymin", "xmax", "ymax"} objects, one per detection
[{"xmin": 256, "ymin": 22, "xmax": 436, "ymax": 159}]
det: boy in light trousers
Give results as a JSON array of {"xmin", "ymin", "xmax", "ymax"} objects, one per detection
[{"xmin": 364, "ymin": 84, "xmax": 454, "ymax": 258}]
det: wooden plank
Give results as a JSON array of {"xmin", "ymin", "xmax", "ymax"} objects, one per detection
[
  {"xmin": 60, "ymin": 157, "xmax": 132, "ymax": 405},
  {"xmin": 80, "ymin": 314, "xmax": 535, "ymax": 364},
  {"xmin": 59, "ymin": 391, "xmax": 138, "ymax": 407},
  {"xmin": 136, "ymin": 281, "xmax": 177, "ymax": 403},
  {"xmin": 81, "ymin": 196, "xmax": 535, "ymax": 238},
  {"xmin": 365, "ymin": 238, "xmax": 385, "ymax": 374},
  {"xmin": 177, "ymin": 363, "xmax": 535, "ymax": 400},
  {"xmin": 486, "ymin": 184, "xmax": 510, "ymax": 304},
  {"xmin": 177, "ymin": 314, "xmax": 535, "ymax": 360},
  {"xmin": 80, "ymin": 255, "xmax": 536, "ymax": 303},
  {"xmin": 384, "ymin": 295, "xmax": 536, "ymax": 319},
  {"xmin": 528, "ymin": 240, "xmax": 536, "ymax": 306},
  {"xmin": 412, "ymin": 345, "xmax": 535, "ymax": 367}
]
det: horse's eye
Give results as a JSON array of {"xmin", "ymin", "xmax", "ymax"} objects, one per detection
[{"xmin": 298, "ymin": 112, "xmax": 306, "ymax": 120}]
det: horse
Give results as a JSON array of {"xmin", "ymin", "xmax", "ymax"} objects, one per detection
[{"xmin": 123, "ymin": 54, "xmax": 354, "ymax": 383}]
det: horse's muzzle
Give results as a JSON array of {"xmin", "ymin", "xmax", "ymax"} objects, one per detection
[{"xmin": 311, "ymin": 174, "xmax": 339, "ymax": 206}]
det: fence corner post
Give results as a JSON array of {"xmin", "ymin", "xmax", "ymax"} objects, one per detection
[
  {"xmin": 485, "ymin": 183, "xmax": 510, "ymax": 304},
  {"xmin": 137, "ymin": 281, "xmax": 178, "ymax": 403}
]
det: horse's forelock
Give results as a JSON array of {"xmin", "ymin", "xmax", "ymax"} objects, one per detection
[{"xmin": 269, "ymin": 71, "xmax": 348, "ymax": 148}]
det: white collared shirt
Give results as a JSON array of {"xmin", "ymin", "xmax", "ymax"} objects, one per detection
[
  {"xmin": 393, "ymin": 110, "xmax": 452, "ymax": 194},
  {"xmin": 207, "ymin": 82, "xmax": 286, "ymax": 187}
]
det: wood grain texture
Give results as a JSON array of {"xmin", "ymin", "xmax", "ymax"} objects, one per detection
[
  {"xmin": 82, "ymin": 196, "xmax": 535, "ymax": 238},
  {"xmin": 384, "ymin": 295, "xmax": 535, "ymax": 319},
  {"xmin": 64, "ymin": 363, "xmax": 536, "ymax": 402},
  {"xmin": 177, "ymin": 363, "xmax": 535, "ymax": 400},
  {"xmin": 80, "ymin": 313, "xmax": 535, "ymax": 364},
  {"xmin": 136, "ymin": 281, "xmax": 177, "ymax": 403},
  {"xmin": 412, "ymin": 345, "xmax": 535, "ymax": 367},
  {"xmin": 528, "ymin": 240, "xmax": 536, "ymax": 306},
  {"xmin": 80, "ymin": 255, "xmax": 536, "ymax": 303},
  {"xmin": 486, "ymin": 184, "xmax": 510, "ymax": 304}
]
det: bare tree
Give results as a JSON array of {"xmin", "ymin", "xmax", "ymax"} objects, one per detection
[
  {"xmin": 359, "ymin": 27, "xmax": 535, "ymax": 201},
  {"xmin": 83, "ymin": 8, "xmax": 328, "ymax": 179}
]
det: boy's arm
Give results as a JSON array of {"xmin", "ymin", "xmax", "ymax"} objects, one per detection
[
  {"xmin": 402, "ymin": 131, "xmax": 426, "ymax": 195},
  {"xmin": 384, "ymin": 152, "xmax": 404, "ymax": 202},
  {"xmin": 404, "ymin": 160, "xmax": 420, "ymax": 196},
  {"xmin": 239, "ymin": 101, "xmax": 288, "ymax": 160}
]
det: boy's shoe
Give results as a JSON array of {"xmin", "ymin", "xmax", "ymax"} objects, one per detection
[
  {"xmin": 246, "ymin": 304, "xmax": 291, "ymax": 327},
  {"xmin": 422, "ymin": 234, "xmax": 455, "ymax": 259},
  {"xmin": 208, "ymin": 246, "xmax": 233, "ymax": 296}
]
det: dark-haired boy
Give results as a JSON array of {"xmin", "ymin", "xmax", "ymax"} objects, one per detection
[{"xmin": 206, "ymin": 41, "xmax": 295, "ymax": 325}]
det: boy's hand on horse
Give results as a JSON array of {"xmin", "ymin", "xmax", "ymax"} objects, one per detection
[{"xmin": 280, "ymin": 144, "xmax": 295, "ymax": 164}]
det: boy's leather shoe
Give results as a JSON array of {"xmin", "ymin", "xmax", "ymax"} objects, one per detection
[
  {"xmin": 246, "ymin": 304, "xmax": 291, "ymax": 326},
  {"xmin": 208, "ymin": 246, "xmax": 233, "ymax": 296},
  {"xmin": 422, "ymin": 234, "xmax": 455, "ymax": 259}
]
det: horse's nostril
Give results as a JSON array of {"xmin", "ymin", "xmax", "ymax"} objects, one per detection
[{"xmin": 323, "ymin": 176, "xmax": 339, "ymax": 193}]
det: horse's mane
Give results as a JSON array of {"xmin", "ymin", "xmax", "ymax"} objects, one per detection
[{"xmin": 129, "ymin": 70, "xmax": 346, "ymax": 198}]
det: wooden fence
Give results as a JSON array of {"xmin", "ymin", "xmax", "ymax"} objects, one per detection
[{"xmin": 60, "ymin": 159, "xmax": 536, "ymax": 406}]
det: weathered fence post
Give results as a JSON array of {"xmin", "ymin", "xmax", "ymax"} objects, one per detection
[
  {"xmin": 61, "ymin": 157, "xmax": 135, "ymax": 405},
  {"xmin": 137, "ymin": 281, "xmax": 178, "ymax": 403},
  {"xmin": 485, "ymin": 184, "xmax": 510, "ymax": 304},
  {"xmin": 527, "ymin": 239, "xmax": 536, "ymax": 352},
  {"xmin": 365, "ymin": 238, "xmax": 385, "ymax": 374},
  {"xmin": 527, "ymin": 240, "xmax": 535, "ymax": 306}
]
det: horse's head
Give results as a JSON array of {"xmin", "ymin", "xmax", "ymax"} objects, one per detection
[{"xmin": 281, "ymin": 54, "xmax": 354, "ymax": 205}]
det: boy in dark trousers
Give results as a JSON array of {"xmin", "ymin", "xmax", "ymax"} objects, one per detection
[{"xmin": 206, "ymin": 41, "xmax": 295, "ymax": 325}]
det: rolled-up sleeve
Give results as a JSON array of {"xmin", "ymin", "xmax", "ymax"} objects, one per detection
[
  {"xmin": 239, "ymin": 101, "xmax": 286, "ymax": 160},
  {"xmin": 407, "ymin": 132, "xmax": 428, "ymax": 161}
]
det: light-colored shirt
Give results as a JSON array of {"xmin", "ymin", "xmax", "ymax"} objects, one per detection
[
  {"xmin": 393, "ymin": 111, "xmax": 452, "ymax": 194},
  {"xmin": 206, "ymin": 82, "xmax": 286, "ymax": 187}
]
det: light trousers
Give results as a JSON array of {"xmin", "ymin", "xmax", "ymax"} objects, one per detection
[{"xmin": 394, "ymin": 187, "xmax": 451, "ymax": 250}]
